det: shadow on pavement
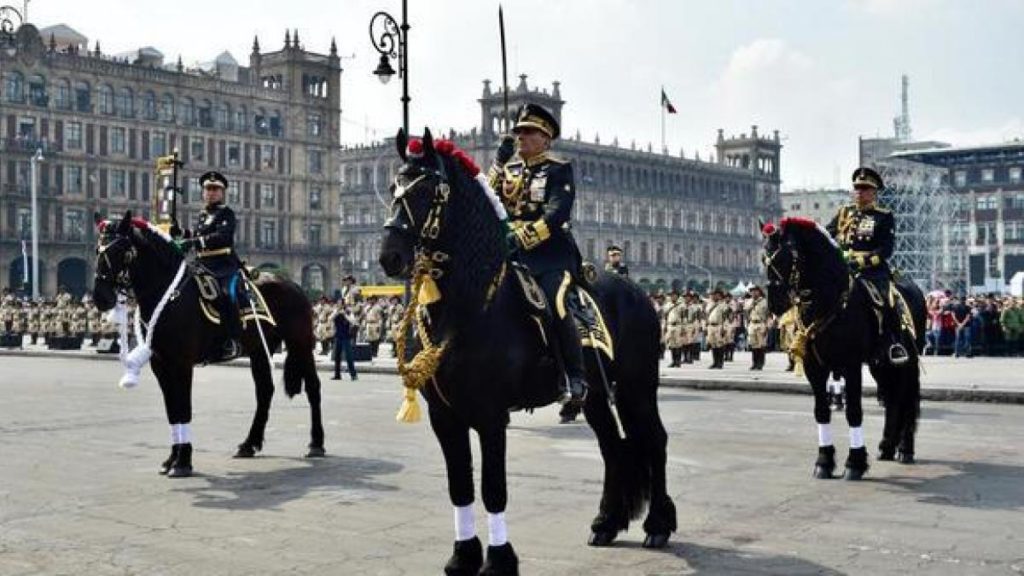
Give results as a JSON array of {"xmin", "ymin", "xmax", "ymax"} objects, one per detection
[
  {"xmin": 173, "ymin": 455, "xmax": 402, "ymax": 511},
  {"xmin": 874, "ymin": 459, "xmax": 1024, "ymax": 511},
  {"xmin": 599, "ymin": 541, "xmax": 845, "ymax": 575}
]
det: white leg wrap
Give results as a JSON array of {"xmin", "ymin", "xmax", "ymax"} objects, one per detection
[
  {"xmin": 487, "ymin": 512, "xmax": 507, "ymax": 547},
  {"xmin": 454, "ymin": 505, "xmax": 475, "ymax": 541},
  {"xmin": 170, "ymin": 424, "xmax": 179, "ymax": 445},
  {"xmin": 850, "ymin": 426, "xmax": 864, "ymax": 449},
  {"xmin": 179, "ymin": 423, "xmax": 192, "ymax": 444},
  {"xmin": 817, "ymin": 423, "xmax": 833, "ymax": 447}
]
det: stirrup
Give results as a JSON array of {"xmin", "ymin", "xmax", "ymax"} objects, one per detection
[{"xmin": 888, "ymin": 343, "xmax": 909, "ymax": 366}]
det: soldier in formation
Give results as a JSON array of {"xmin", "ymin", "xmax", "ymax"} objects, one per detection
[
  {"xmin": 664, "ymin": 291, "xmax": 686, "ymax": 367},
  {"xmin": 705, "ymin": 288, "xmax": 733, "ymax": 369},
  {"xmin": 745, "ymin": 285, "xmax": 770, "ymax": 370}
]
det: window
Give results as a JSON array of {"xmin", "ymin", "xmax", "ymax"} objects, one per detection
[
  {"xmin": 216, "ymin": 102, "xmax": 231, "ymax": 130},
  {"xmin": 309, "ymin": 187, "xmax": 322, "ymax": 210},
  {"xmin": 235, "ymin": 105, "xmax": 248, "ymax": 133},
  {"xmin": 227, "ymin": 182, "xmax": 241, "ymax": 205},
  {"xmin": 64, "ymin": 122, "xmax": 83, "ymax": 149},
  {"xmin": 151, "ymin": 131, "xmax": 167, "ymax": 157},
  {"xmin": 269, "ymin": 111, "xmax": 282, "ymax": 137},
  {"xmin": 190, "ymin": 139, "xmax": 205, "ymax": 163},
  {"xmin": 98, "ymin": 84, "xmax": 114, "ymax": 114},
  {"xmin": 18, "ymin": 208, "xmax": 32, "ymax": 239},
  {"xmin": 261, "ymin": 144, "xmax": 275, "ymax": 169},
  {"xmin": 28, "ymin": 75, "xmax": 46, "ymax": 107},
  {"xmin": 261, "ymin": 220, "xmax": 277, "ymax": 247},
  {"xmin": 976, "ymin": 195, "xmax": 997, "ymax": 211},
  {"xmin": 74, "ymin": 81, "xmax": 91, "ymax": 112},
  {"xmin": 55, "ymin": 79, "xmax": 71, "ymax": 110},
  {"xmin": 261, "ymin": 183, "xmax": 276, "ymax": 208},
  {"xmin": 954, "ymin": 170, "xmax": 967, "ymax": 187},
  {"xmin": 142, "ymin": 91, "xmax": 157, "ymax": 120},
  {"xmin": 1010, "ymin": 167, "xmax": 1022, "ymax": 183},
  {"xmin": 254, "ymin": 108, "xmax": 268, "ymax": 135},
  {"xmin": 5, "ymin": 71, "xmax": 24, "ymax": 102},
  {"xmin": 188, "ymin": 177, "xmax": 201, "ymax": 203},
  {"xmin": 160, "ymin": 93, "xmax": 174, "ymax": 122},
  {"xmin": 308, "ymin": 150, "xmax": 323, "ymax": 174},
  {"xmin": 227, "ymin": 142, "xmax": 241, "ymax": 166},
  {"xmin": 981, "ymin": 168, "xmax": 995, "ymax": 183},
  {"xmin": 111, "ymin": 127, "xmax": 126, "ymax": 154},
  {"xmin": 198, "ymin": 99, "xmax": 213, "ymax": 128},
  {"xmin": 63, "ymin": 209, "xmax": 85, "ymax": 242},
  {"xmin": 115, "ymin": 87, "xmax": 133, "ymax": 118},
  {"xmin": 111, "ymin": 170, "xmax": 127, "ymax": 197},
  {"xmin": 307, "ymin": 113, "xmax": 323, "ymax": 137},
  {"xmin": 66, "ymin": 166, "xmax": 83, "ymax": 194},
  {"xmin": 179, "ymin": 97, "xmax": 195, "ymax": 126},
  {"xmin": 308, "ymin": 224, "xmax": 322, "ymax": 248}
]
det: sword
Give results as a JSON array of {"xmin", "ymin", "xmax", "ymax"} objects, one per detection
[{"xmin": 499, "ymin": 5, "xmax": 510, "ymax": 132}]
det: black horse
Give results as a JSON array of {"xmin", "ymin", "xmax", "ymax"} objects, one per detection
[
  {"xmin": 92, "ymin": 211, "xmax": 325, "ymax": 477},
  {"xmin": 379, "ymin": 130, "xmax": 675, "ymax": 575},
  {"xmin": 762, "ymin": 217, "xmax": 926, "ymax": 480}
]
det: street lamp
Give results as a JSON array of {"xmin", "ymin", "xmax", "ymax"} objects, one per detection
[
  {"xmin": 0, "ymin": 5, "xmax": 24, "ymax": 56},
  {"xmin": 30, "ymin": 148, "xmax": 43, "ymax": 300},
  {"xmin": 368, "ymin": 0, "xmax": 411, "ymax": 306}
]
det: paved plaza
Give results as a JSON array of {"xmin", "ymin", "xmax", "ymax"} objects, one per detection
[{"xmin": 1, "ymin": 354, "xmax": 1023, "ymax": 575}]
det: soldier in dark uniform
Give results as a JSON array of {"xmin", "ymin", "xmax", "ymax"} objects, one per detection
[
  {"xmin": 826, "ymin": 167, "xmax": 908, "ymax": 365},
  {"xmin": 604, "ymin": 245, "xmax": 629, "ymax": 277},
  {"xmin": 175, "ymin": 171, "xmax": 242, "ymax": 358},
  {"xmin": 489, "ymin": 103, "xmax": 587, "ymax": 406}
]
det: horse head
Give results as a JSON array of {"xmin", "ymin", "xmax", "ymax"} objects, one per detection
[
  {"xmin": 92, "ymin": 210, "xmax": 138, "ymax": 312},
  {"xmin": 761, "ymin": 219, "xmax": 798, "ymax": 316}
]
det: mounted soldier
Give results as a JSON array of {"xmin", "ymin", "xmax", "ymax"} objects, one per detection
[
  {"xmin": 488, "ymin": 103, "xmax": 587, "ymax": 406},
  {"xmin": 174, "ymin": 170, "xmax": 242, "ymax": 359},
  {"xmin": 826, "ymin": 167, "xmax": 909, "ymax": 366}
]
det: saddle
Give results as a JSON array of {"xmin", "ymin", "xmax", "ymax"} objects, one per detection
[{"xmin": 191, "ymin": 264, "xmax": 276, "ymax": 331}]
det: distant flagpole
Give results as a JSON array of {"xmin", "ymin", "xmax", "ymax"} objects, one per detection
[{"xmin": 660, "ymin": 85, "xmax": 666, "ymax": 152}]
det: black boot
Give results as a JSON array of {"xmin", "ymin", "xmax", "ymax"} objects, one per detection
[{"xmin": 553, "ymin": 308, "xmax": 588, "ymax": 407}]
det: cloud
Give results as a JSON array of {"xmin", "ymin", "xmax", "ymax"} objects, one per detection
[{"xmin": 710, "ymin": 38, "xmax": 864, "ymax": 190}]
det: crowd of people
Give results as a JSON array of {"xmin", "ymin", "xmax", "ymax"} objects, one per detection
[
  {"xmin": 924, "ymin": 291, "xmax": 1024, "ymax": 358},
  {"xmin": 0, "ymin": 287, "xmax": 123, "ymax": 348}
]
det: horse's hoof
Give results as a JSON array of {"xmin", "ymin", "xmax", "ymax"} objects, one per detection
[
  {"xmin": 896, "ymin": 451, "xmax": 915, "ymax": 465},
  {"xmin": 443, "ymin": 536, "xmax": 482, "ymax": 576},
  {"xmin": 642, "ymin": 532, "xmax": 670, "ymax": 549},
  {"xmin": 588, "ymin": 530, "xmax": 618, "ymax": 547},
  {"xmin": 480, "ymin": 542, "xmax": 518, "ymax": 575},
  {"xmin": 812, "ymin": 465, "xmax": 834, "ymax": 480},
  {"xmin": 234, "ymin": 444, "xmax": 257, "ymax": 458},
  {"xmin": 877, "ymin": 449, "xmax": 895, "ymax": 461},
  {"xmin": 843, "ymin": 467, "xmax": 866, "ymax": 481},
  {"xmin": 305, "ymin": 446, "xmax": 326, "ymax": 458},
  {"xmin": 167, "ymin": 465, "xmax": 193, "ymax": 478}
]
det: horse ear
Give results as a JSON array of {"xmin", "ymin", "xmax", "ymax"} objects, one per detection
[
  {"xmin": 395, "ymin": 128, "xmax": 408, "ymax": 162},
  {"xmin": 422, "ymin": 127, "xmax": 435, "ymax": 158},
  {"xmin": 757, "ymin": 217, "xmax": 765, "ymax": 231},
  {"xmin": 116, "ymin": 210, "xmax": 132, "ymax": 234}
]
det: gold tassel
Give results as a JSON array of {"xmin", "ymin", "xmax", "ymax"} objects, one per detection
[
  {"xmin": 418, "ymin": 275, "xmax": 442, "ymax": 305},
  {"xmin": 396, "ymin": 386, "xmax": 422, "ymax": 423}
]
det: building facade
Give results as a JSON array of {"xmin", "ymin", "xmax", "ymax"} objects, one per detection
[
  {"xmin": 780, "ymin": 188, "xmax": 849, "ymax": 226},
  {"xmin": 890, "ymin": 142, "xmax": 1024, "ymax": 292},
  {"xmin": 338, "ymin": 75, "xmax": 783, "ymax": 293},
  {"xmin": 1, "ymin": 23, "xmax": 343, "ymax": 298}
]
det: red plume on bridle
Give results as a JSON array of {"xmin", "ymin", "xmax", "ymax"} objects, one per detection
[
  {"xmin": 407, "ymin": 137, "xmax": 481, "ymax": 177},
  {"xmin": 761, "ymin": 222, "xmax": 778, "ymax": 237},
  {"xmin": 780, "ymin": 216, "xmax": 817, "ymax": 231}
]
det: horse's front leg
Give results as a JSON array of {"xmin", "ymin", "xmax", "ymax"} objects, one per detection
[
  {"xmin": 427, "ymin": 404, "xmax": 483, "ymax": 576},
  {"xmin": 842, "ymin": 363, "xmax": 869, "ymax": 480},
  {"xmin": 236, "ymin": 348, "xmax": 274, "ymax": 457},
  {"xmin": 806, "ymin": 360, "xmax": 836, "ymax": 479},
  {"xmin": 479, "ymin": 424, "xmax": 518, "ymax": 575},
  {"xmin": 152, "ymin": 355, "xmax": 194, "ymax": 478}
]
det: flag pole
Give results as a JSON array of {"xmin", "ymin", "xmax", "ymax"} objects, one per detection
[{"xmin": 660, "ymin": 86, "xmax": 666, "ymax": 152}]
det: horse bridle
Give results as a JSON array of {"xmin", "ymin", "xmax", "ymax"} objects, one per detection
[
  {"xmin": 385, "ymin": 162, "xmax": 453, "ymax": 278},
  {"xmin": 763, "ymin": 240, "xmax": 801, "ymax": 307},
  {"xmin": 95, "ymin": 233, "xmax": 137, "ymax": 294}
]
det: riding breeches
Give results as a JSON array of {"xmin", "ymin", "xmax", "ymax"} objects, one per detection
[{"xmin": 535, "ymin": 270, "xmax": 585, "ymax": 381}]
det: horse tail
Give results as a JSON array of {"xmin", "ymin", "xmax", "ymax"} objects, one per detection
[
  {"xmin": 256, "ymin": 276, "xmax": 319, "ymax": 398},
  {"xmin": 283, "ymin": 350, "xmax": 305, "ymax": 398},
  {"xmin": 618, "ymin": 435, "xmax": 653, "ymax": 521}
]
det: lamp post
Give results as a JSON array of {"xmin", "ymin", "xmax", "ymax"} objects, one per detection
[
  {"xmin": 1, "ymin": 5, "xmax": 23, "ymax": 56},
  {"xmin": 30, "ymin": 148, "xmax": 43, "ymax": 300},
  {"xmin": 369, "ymin": 0, "xmax": 411, "ymax": 305}
]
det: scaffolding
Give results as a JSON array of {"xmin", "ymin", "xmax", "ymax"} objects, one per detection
[{"xmin": 875, "ymin": 158, "xmax": 960, "ymax": 291}]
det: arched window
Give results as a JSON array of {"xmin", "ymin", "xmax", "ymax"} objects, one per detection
[
  {"xmin": 27, "ymin": 74, "xmax": 46, "ymax": 106},
  {"xmin": 4, "ymin": 71, "xmax": 24, "ymax": 102},
  {"xmin": 142, "ymin": 91, "xmax": 157, "ymax": 120},
  {"xmin": 269, "ymin": 110, "xmax": 282, "ymax": 137},
  {"xmin": 216, "ymin": 102, "xmax": 231, "ymax": 130},
  {"xmin": 160, "ymin": 93, "xmax": 174, "ymax": 122},
  {"xmin": 179, "ymin": 97, "xmax": 195, "ymax": 126},
  {"xmin": 255, "ymin": 107, "xmax": 268, "ymax": 135},
  {"xmin": 115, "ymin": 87, "xmax": 134, "ymax": 117},
  {"xmin": 54, "ymin": 79, "xmax": 72, "ymax": 109},
  {"xmin": 198, "ymin": 98, "xmax": 213, "ymax": 128},
  {"xmin": 98, "ymin": 84, "xmax": 114, "ymax": 114},
  {"xmin": 73, "ymin": 81, "xmax": 90, "ymax": 112},
  {"xmin": 235, "ymin": 105, "xmax": 248, "ymax": 133}
]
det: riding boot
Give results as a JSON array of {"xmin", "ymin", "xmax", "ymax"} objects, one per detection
[
  {"xmin": 219, "ymin": 298, "xmax": 241, "ymax": 360},
  {"xmin": 554, "ymin": 312, "xmax": 588, "ymax": 406}
]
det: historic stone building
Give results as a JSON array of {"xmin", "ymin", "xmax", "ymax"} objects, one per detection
[
  {"xmin": 780, "ymin": 188, "xmax": 849, "ymax": 225},
  {"xmin": 338, "ymin": 75, "xmax": 782, "ymax": 293},
  {"xmin": 1, "ymin": 23, "xmax": 342, "ymax": 297}
]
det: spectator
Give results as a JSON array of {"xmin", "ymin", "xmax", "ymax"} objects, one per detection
[
  {"xmin": 950, "ymin": 297, "xmax": 971, "ymax": 358},
  {"xmin": 331, "ymin": 303, "xmax": 358, "ymax": 381}
]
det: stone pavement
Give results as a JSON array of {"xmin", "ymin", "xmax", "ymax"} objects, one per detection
[
  {"xmin": 4, "ymin": 338, "xmax": 1024, "ymax": 403},
  {"xmin": 0, "ymin": 355, "xmax": 1022, "ymax": 575}
]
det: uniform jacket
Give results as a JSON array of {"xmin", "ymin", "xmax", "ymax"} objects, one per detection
[
  {"xmin": 187, "ymin": 203, "xmax": 238, "ymax": 278},
  {"xmin": 826, "ymin": 202, "xmax": 895, "ymax": 278}
]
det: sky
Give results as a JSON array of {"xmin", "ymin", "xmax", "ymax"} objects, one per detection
[{"xmin": 25, "ymin": 0, "xmax": 1024, "ymax": 190}]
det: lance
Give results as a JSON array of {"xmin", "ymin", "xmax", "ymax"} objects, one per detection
[{"xmin": 499, "ymin": 5, "xmax": 510, "ymax": 132}]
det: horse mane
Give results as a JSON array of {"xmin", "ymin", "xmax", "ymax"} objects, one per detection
[
  {"xmin": 416, "ymin": 139, "xmax": 505, "ymax": 328},
  {"xmin": 129, "ymin": 218, "xmax": 183, "ymax": 267},
  {"xmin": 781, "ymin": 216, "xmax": 848, "ymax": 314}
]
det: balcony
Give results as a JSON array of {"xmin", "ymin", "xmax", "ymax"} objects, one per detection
[{"xmin": 0, "ymin": 137, "xmax": 63, "ymax": 155}]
